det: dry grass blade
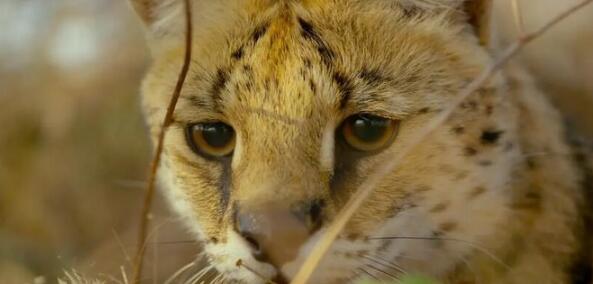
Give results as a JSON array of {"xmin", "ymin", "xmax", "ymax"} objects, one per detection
[
  {"xmin": 132, "ymin": 0, "xmax": 193, "ymax": 283},
  {"xmin": 290, "ymin": 0, "xmax": 593, "ymax": 283},
  {"xmin": 511, "ymin": 0, "xmax": 525, "ymax": 35}
]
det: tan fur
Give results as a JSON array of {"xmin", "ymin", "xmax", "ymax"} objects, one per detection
[{"xmin": 132, "ymin": 0, "xmax": 590, "ymax": 283}]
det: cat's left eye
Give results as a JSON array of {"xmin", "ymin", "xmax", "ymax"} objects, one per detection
[{"xmin": 186, "ymin": 122, "xmax": 236, "ymax": 158}]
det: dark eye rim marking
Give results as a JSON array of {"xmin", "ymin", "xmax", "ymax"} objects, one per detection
[
  {"xmin": 168, "ymin": 144, "xmax": 232, "ymax": 215},
  {"xmin": 183, "ymin": 122, "xmax": 234, "ymax": 211}
]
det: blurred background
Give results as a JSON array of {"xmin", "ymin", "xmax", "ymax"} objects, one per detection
[
  {"xmin": 0, "ymin": 0, "xmax": 198, "ymax": 283},
  {"xmin": 0, "ymin": 0, "xmax": 591, "ymax": 283}
]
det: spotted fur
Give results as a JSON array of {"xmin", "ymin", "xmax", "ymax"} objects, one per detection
[{"xmin": 131, "ymin": 0, "xmax": 591, "ymax": 283}]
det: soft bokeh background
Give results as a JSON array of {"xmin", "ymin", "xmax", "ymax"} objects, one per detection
[
  {"xmin": 0, "ymin": 0, "xmax": 591, "ymax": 283},
  {"xmin": 0, "ymin": 1, "xmax": 197, "ymax": 283}
]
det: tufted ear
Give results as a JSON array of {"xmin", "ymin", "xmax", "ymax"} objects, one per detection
[{"xmin": 398, "ymin": 0, "xmax": 493, "ymax": 46}]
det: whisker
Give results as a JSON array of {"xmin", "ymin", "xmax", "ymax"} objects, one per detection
[
  {"xmin": 211, "ymin": 273, "xmax": 225, "ymax": 284},
  {"xmin": 458, "ymin": 253, "xmax": 479, "ymax": 284},
  {"xmin": 367, "ymin": 236, "xmax": 510, "ymax": 270},
  {"xmin": 364, "ymin": 263, "xmax": 400, "ymax": 281},
  {"xmin": 99, "ymin": 272, "xmax": 125, "ymax": 284},
  {"xmin": 165, "ymin": 261, "xmax": 197, "ymax": 284},
  {"xmin": 346, "ymin": 272, "xmax": 360, "ymax": 284},
  {"xmin": 185, "ymin": 264, "xmax": 214, "ymax": 284},
  {"xmin": 150, "ymin": 240, "xmax": 200, "ymax": 246},
  {"xmin": 111, "ymin": 229, "xmax": 133, "ymax": 268},
  {"xmin": 236, "ymin": 259, "xmax": 276, "ymax": 284},
  {"xmin": 396, "ymin": 244, "xmax": 479, "ymax": 283},
  {"xmin": 362, "ymin": 254, "xmax": 407, "ymax": 275},
  {"xmin": 358, "ymin": 267, "xmax": 378, "ymax": 280},
  {"xmin": 137, "ymin": 217, "xmax": 186, "ymax": 271}
]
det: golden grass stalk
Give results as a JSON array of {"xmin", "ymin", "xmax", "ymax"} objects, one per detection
[{"xmin": 511, "ymin": 0, "xmax": 525, "ymax": 35}]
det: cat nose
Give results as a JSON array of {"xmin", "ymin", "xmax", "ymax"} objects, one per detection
[{"xmin": 234, "ymin": 200, "xmax": 324, "ymax": 267}]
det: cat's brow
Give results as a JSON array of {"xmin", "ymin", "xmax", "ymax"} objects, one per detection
[{"xmin": 336, "ymin": 69, "xmax": 415, "ymax": 117}]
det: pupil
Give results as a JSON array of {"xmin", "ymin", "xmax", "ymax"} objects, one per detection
[
  {"xmin": 352, "ymin": 116, "xmax": 388, "ymax": 142},
  {"xmin": 201, "ymin": 123, "xmax": 233, "ymax": 148}
]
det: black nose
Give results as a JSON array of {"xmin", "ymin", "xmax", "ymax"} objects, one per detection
[{"xmin": 234, "ymin": 200, "xmax": 324, "ymax": 266}]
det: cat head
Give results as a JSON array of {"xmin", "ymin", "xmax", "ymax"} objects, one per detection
[{"xmin": 131, "ymin": 1, "xmax": 520, "ymax": 283}]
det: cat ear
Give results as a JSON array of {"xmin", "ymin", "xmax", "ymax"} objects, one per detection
[
  {"xmin": 128, "ymin": 0, "xmax": 160, "ymax": 25},
  {"xmin": 129, "ymin": 0, "xmax": 183, "ymax": 29},
  {"xmin": 128, "ymin": 0, "xmax": 186, "ymax": 36},
  {"xmin": 399, "ymin": 0, "xmax": 493, "ymax": 46}
]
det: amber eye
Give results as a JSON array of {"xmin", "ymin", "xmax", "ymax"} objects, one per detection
[
  {"xmin": 186, "ymin": 122, "xmax": 236, "ymax": 158},
  {"xmin": 341, "ymin": 114, "xmax": 399, "ymax": 152}
]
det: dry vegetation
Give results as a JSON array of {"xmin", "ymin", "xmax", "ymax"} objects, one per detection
[{"xmin": 0, "ymin": 0, "xmax": 592, "ymax": 283}]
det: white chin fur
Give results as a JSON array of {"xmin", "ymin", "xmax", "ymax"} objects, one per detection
[{"xmin": 205, "ymin": 229, "xmax": 277, "ymax": 283}]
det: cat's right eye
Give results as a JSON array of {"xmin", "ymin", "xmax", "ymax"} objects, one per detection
[
  {"xmin": 341, "ymin": 114, "xmax": 399, "ymax": 152},
  {"xmin": 185, "ymin": 122, "xmax": 236, "ymax": 158}
]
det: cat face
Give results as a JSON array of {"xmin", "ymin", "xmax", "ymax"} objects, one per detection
[{"xmin": 135, "ymin": 1, "xmax": 521, "ymax": 282}]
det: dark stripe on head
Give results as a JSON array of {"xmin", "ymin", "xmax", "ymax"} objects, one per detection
[
  {"xmin": 231, "ymin": 46, "xmax": 244, "ymax": 60},
  {"xmin": 186, "ymin": 95, "xmax": 211, "ymax": 108},
  {"xmin": 211, "ymin": 68, "xmax": 229, "ymax": 110},
  {"xmin": 298, "ymin": 17, "xmax": 317, "ymax": 39},
  {"xmin": 333, "ymin": 72, "xmax": 354, "ymax": 109},
  {"xmin": 251, "ymin": 23, "xmax": 269, "ymax": 43},
  {"xmin": 358, "ymin": 68, "xmax": 389, "ymax": 86},
  {"xmin": 309, "ymin": 78, "xmax": 317, "ymax": 94},
  {"xmin": 297, "ymin": 17, "xmax": 335, "ymax": 66}
]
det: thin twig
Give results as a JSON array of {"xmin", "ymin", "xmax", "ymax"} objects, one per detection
[
  {"xmin": 132, "ymin": 0, "xmax": 193, "ymax": 283},
  {"xmin": 289, "ymin": 1, "xmax": 593, "ymax": 283}
]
